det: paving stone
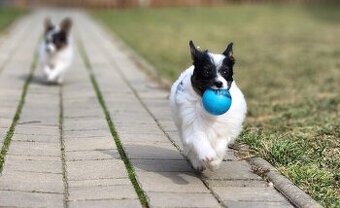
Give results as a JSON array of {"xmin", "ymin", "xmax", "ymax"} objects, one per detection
[
  {"xmin": 7, "ymin": 141, "xmax": 61, "ymax": 157},
  {"xmin": 64, "ymin": 114, "xmax": 102, "ymax": 119},
  {"xmin": 119, "ymin": 132, "xmax": 170, "ymax": 143},
  {"xmin": 63, "ymin": 97, "xmax": 98, "ymax": 104},
  {"xmin": 224, "ymin": 201, "xmax": 293, "ymax": 208},
  {"xmin": 11, "ymin": 133, "xmax": 59, "ymax": 143},
  {"xmin": 214, "ymin": 186, "xmax": 289, "ymax": 202},
  {"xmin": 0, "ymin": 190, "xmax": 63, "ymax": 208},
  {"xmin": 138, "ymin": 91, "xmax": 169, "ymax": 99},
  {"xmin": 68, "ymin": 199, "xmax": 142, "ymax": 208},
  {"xmin": 68, "ymin": 177, "xmax": 131, "ymax": 188},
  {"xmin": 18, "ymin": 117, "xmax": 58, "ymax": 126},
  {"xmin": 19, "ymin": 112, "xmax": 59, "ymax": 121},
  {"xmin": 64, "ymin": 137, "xmax": 115, "ymax": 152},
  {"xmin": 63, "ymin": 92, "xmax": 98, "ymax": 99},
  {"xmin": 0, "ymin": 171, "xmax": 63, "ymax": 193},
  {"xmin": 124, "ymin": 142, "xmax": 183, "ymax": 160},
  {"xmin": 4, "ymin": 155, "xmax": 62, "ymax": 174},
  {"xmin": 63, "ymin": 119, "xmax": 108, "ymax": 130},
  {"xmin": 63, "ymin": 105, "xmax": 101, "ymax": 111},
  {"xmin": 137, "ymin": 171, "xmax": 209, "ymax": 193},
  {"xmin": 132, "ymin": 159, "xmax": 192, "ymax": 172},
  {"xmin": 0, "ymin": 131, "xmax": 5, "ymax": 146},
  {"xmin": 111, "ymin": 114, "xmax": 155, "ymax": 124},
  {"xmin": 158, "ymin": 120, "xmax": 178, "ymax": 132},
  {"xmin": 116, "ymin": 126, "xmax": 164, "ymax": 135},
  {"xmin": 13, "ymin": 131, "xmax": 59, "ymax": 137},
  {"xmin": 63, "ymin": 123, "xmax": 109, "ymax": 134},
  {"xmin": 67, "ymin": 159, "xmax": 128, "ymax": 180},
  {"xmin": 69, "ymin": 185, "xmax": 137, "ymax": 201},
  {"xmin": 13, "ymin": 126, "xmax": 60, "ymax": 135},
  {"xmin": 16, "ymin": 121, "xmax": 58, "ymax": 127},
  {"xmin": 203, "ymin": 161, "xmax": 262, "ymax": 180},
  {"xmin": 0, "ymin": 107, "xmax": 16, "ymax": 116},
  {"xmin": 0, "ymin": 127, "xmax": 7, "ymax": 134},
  {"xmin": 206, "ymin": 179, "xmax": 269, "ymax": 188},
  {"xmin": 0, "ymin": 118, "xmax": 12, "ymax": 126},
  {"xmin": 65, "ymin": 149, "xmax": 120, "ymax": 161},
  {"xmin": 147, "ymin": 192, "xmax": 220, "ymax": 208},
  {"xmin": 146, "ymin": 110, "xmax": 173, "ymax": 121},
  {"xmin": 116, "ymin": 124, "xmax": 162, "ymax": 134},
  {"xmin": 63, "ymin": 129, "xmax": 111, "ymax": 138}
]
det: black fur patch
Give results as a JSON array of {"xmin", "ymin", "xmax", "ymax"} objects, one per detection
[
  {"xmin": 189, "ymin": 41, "xmax": 235, "ymax": 96},
  {"xmin": 220, "ymin": 58, "xmax": 234, "ymax": 89},
  {"xmin": 52, "ymin": 32, "xmax": 68, "ymax": 50}
]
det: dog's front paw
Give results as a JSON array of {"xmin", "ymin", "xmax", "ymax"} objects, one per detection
[
  {"xmin": 187, "ymin": 152, "xmax": 206, "ymax": 172},
  {"xmin": 198, "ymin": 148, "xmax": 218, "ymax": 164},
  {"xmin": 190, "ymin": 158, "xmax": 206, "ymax": 172},
  {"xmin": 207, "ymin": 158, "xmax": 223, "ymax": 171}
]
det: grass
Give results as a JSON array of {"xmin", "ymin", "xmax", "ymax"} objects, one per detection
[
  {"xmin": 92, "ymin": 4, "xmax": 340, "ymax": 207},
  {"xmin": 77, "ymin": 39, "xmax": 149, "ymax": 208},
  {"xmin": 0, "ymin": 7, "xmax": 26, "ymax": 32}
]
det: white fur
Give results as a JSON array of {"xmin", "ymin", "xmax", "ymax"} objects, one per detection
[
  {"xmin": 39, "ymin": 34, "xmax": 73, "ymax": 84},
  {"xmin": 170, "ymin": 53, "xmax": 247, "ymax": 171}
]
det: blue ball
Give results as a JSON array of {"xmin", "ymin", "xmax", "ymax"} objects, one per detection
[{"xmin": 202, "ymin": 88, "xmax": 232, "ymax": 116}]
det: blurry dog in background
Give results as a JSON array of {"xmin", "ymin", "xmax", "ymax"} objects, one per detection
[
  {"xmin": 170, "ymin": 41, "xmax": 247, "ymax": 171},
  {"xmin": 39, "ymin": 17, "xmax": 73, "ymax": 84}
]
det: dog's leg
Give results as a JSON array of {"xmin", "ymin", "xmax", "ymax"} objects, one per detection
[
  {"xmin": 43, "ymin": 65, "xmax": 52, "ymax": 78},
  {"xmin": 183, "ymin": 130, "xmax": 218, "ymax": 170},
  {"xmin": 187, "ymin": 150, "xmax": 205, "ymax": 172},
  {"xmin": 207, "ymin": 138, "xmax": 227, "ymax": 170},
  {"xmin": 48, "ymin": 64, "xmax": 68, "ymax": 83}
]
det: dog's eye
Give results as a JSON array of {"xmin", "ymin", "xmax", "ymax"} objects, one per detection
[
  {"xmin": 221, "ymin": 70, "xmax": 228, "ymax": 75},
  {"xmin": 220, "ymin": 66, "xmax": 231, "ymax": 76},
  {"xmin": 203, "ymin": 69, "xmax": 211, "ymax": 77}
]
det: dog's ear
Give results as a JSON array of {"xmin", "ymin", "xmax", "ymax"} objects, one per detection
[
  {"xmin": 60, "ymin": 18, "xmax": 72, "ymax": 34},
  {"xmin": 189, "ymin": 40, "xmax": 203, "ymax": 61},
  {"xmin": 44, "ymin": 18, "xmax": 53, "ymax": 33},
  {"xmin": 222, "ymin": 42, "xmax": 235, "ymax": 64}
]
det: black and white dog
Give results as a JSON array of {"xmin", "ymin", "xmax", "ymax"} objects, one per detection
[
  {"xmin": 170, "ymin": 41, "xmax": 247, "ymax": 171},
  {"xmin": 39, "ymin": 18, "xmax": 73, "ymax": 84}
]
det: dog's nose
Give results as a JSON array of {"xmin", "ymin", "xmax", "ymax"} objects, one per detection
[{"xmin": 214, "ymin": 81, "xmax": 223, "ymax": 88}]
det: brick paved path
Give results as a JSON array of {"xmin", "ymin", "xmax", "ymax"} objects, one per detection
[{"xmin": 0, "ymin": 10, "xmax": 295, "ymax": 208}]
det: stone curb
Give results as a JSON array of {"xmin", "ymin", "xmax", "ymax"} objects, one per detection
[{"xmin": 247, "ymin": 157, "xmax": 323, "ymax": 208}]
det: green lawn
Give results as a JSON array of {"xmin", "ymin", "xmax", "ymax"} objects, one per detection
[
  {"xmin": 92, "ymin": 5, "xmax": 340, "ymax": 207},
  {"xmin": 0, "ymin": 7, "xmax": 26, "ymax": 32}
]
